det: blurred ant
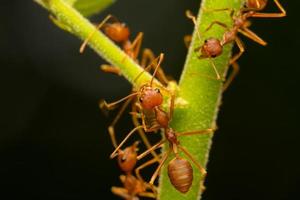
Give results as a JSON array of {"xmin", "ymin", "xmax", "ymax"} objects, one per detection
[
  {"xmin": 110, "ymin": 139, "xmax": 158, "ymax": 199},
  {"xmin": 79, "ymin": 15, "xmax": 169, "ymax": 84},
  {"xmin": 242, "ymin": 0, "xmax": 286, "ymax": 18}
]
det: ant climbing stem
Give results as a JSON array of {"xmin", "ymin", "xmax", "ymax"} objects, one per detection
[
  {"xmin": 106, "ymin": 53, "xmax": 173, "ymax": 158},
  {"xmin": 110, "ymin": 140, "xmax": 159, "ymax": 199},
  {"xmin": 137, "ymin": 127, "xmax": 215, "ymax": 193},
  {"xmin": 186, "ymin": 10, "xmax": 222, "ymax": 81}
]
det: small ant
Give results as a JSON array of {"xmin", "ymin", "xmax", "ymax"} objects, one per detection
[
  {"xmin": 110, "ymin": 139, "xmax": 158, "ymax": 199},
  {"xmin": 79, "ymin": 15, "xmax": 169, "ymax": 84},
  {"xmin": 186, "ymin": 0, "xmax": 286, "ymax": 90}
]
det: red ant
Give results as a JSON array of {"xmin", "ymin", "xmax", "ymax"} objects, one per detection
[
  {"xmin": 109, "ymin": 138, "xmax": 158, "ymax": 199},
  {"xmin": 135, "ymin": 113, "xmax": 214, "ymax": 193},
  {"xmin": 79, "ymin": 15, "xmax": 169, "ymax": 84},
  {"xmin": 186, "ymin": 0, "xmax": 286, "ymax": 90},
  {"xmin": 99, "ymin": 53, "xmax": 174, "ymax": 159}
]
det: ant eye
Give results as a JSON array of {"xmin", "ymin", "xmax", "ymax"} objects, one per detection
[
  {"xmin": 139, "ymin": 97, "xmax": 143, "ymax": 103},
  {"xmin": 121, "ymin": 156, "xmax": 127, "ymax": 162},
  {"xmin": 204, "ymin": 39, "xmax": 208, "ymax": 43},
  {"xmin": 155, "ymin": 88, "xmax": 160, "ymax": 93}
]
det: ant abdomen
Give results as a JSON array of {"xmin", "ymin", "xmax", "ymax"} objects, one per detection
[{"xmin": 168, "ymin": 157, "xmax": 193, "ymax": 193}]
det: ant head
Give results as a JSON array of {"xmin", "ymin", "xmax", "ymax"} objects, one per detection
[
  {"xmin": 117, "ymin": 142, "xmax": 139, "ymax": 173},
  {"xmin": 104, "ymin": 22, "xmax": 130, "ymax": 43},
  {"xmin": 201, "ymin": 38, "xmax": 223, "ymax": 58},
  {"xmin": 139, "ymin": 86, "xmax": 163, "ymax": 110},
  {"xmin": 245, "ymin": 0, "xmax": 267, "ymax": 11}
]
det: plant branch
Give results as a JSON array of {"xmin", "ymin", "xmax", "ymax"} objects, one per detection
[
  {"xmin": 158, "ymin": 0, "xmax": 244, "ymax": 200},
  {"xmin": 35, "ymin": 0, "xmax": 160, "ymax": 88}
]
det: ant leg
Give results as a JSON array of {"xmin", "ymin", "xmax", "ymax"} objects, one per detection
[
  {"xmin": 133, "ymin": 53, "xmax": 164, "ymax": 84},
  {"xmin": 111, "ymin": 187, "xmax": 131, "ymax": 199},
  {"xmin": 168, "ymin": 93, "xmax": 175, "ymax": 121},
  {"xmin": 135, "ymin": 157, "xmax": 160, "ymax": 182},
  {"xmin": 141, "ymin": 49, "xmax": 169, "ymax": 86},
  {"xmin": 149, "ymin": 148, "xmax": 172, "ymax": 185},
  {"xmin": 131, "ymin": 32, "xmax": 144, "ymax": 60},
  {"xmin": 202, "ymin": 7, "xmax": 234, "ymax": 14},
  {"xmin": 108, "ymin": 97, "xmax": 132, "ymax": 148},
  {"xmin": 100, "ymin": 64, "xmax": 122, "ymax": 76},
  {"xmin": 100, "ymin": 92, "xmax": 138, "ymax": 110},
  {"xmin": 208, "ymin": 58, "xmax": 222, "ymax": 80},
  {"xmin": 132, "ymin": 104, "xmax": 160, "ymax": 160},
  {"xmin": 251, "ymin": 0, "xmax": 286, "ymax": 18},
  {"xmin": 230, "ymin": 37, "xmax": 245, "ymax": 64},
  {"xmin": 186, "ymin": 10, "xmax": 202, "ymax": 41},
  {"xmin": 137, "ymin": 139, "xmax": 166, "ymax": 160},
  {"xmin": 110, "ymin": 125, "xmax": 143, "ymax": 158},
  {"xmin": 177, "ymin": 145, "xmax": 207, "ymax": 175},
  {"xmin": 139, "ymin": 192, "xmax": 156, "ymax": 199},
  {"xmin": 223, "ymin": 62, "xmax": 240, "ymax": 92},
  {"xmin": 80, "ymin": 15, "xmax": 113, "ymax": 53},
  {"xmin": 205, "ymin": 21, "xmax": 229, "ymax": 32},
  {"xmin": 184, "ymin": 35, "xmax": 192, "ymax": 48},
  {"xmin": 176, "ymin": 128, "xmax": 214, "ymax": 137},
  {"xmin": 238, "ymin": 28, "xmax": 267, "ymax": 46}
]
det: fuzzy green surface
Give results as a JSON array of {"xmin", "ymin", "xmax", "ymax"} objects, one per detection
[
  {"xmin": 158, "ymin": 0, "xmax": 244, "ymax": 200},
  {"xmin": 37, "ymin": 0, "xmax": 159, "ymax": 88},
  {"xmin": 74, "ymin": 0, "xmax": 115, "ymax": 17}
]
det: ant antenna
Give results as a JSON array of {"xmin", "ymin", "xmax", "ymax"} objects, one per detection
[
  {"xmin": 150, "ymin": 53, "xmax": 164, "ymax": 87},
  {"xmin": 103, "ymin": 92, "xmax": 139, "ymax": 109},
  {"xmin": 186, "ymin": 10, "xmax": 202, "ymax": 42},
  {"xmin": 133, "ymin": 53, "xmax": 164, "ymax": 85},
  {"xmin": 110, "ymin": 125, "xmax": 143, "ymax": 158},
  {"xmin": 80, "ymin": 14, "xmax": 113, "ymax": 53}
]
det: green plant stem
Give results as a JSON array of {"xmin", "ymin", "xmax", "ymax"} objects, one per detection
[
  {"xmin": 36, "ymin": 0, "xmax": 245, "ymax": 200},
  {"xmin": 37, "ymin": 0, "xmax": 160, "ymax": 88},
  {"xmin": 158, "ymin": 0, "xmax": 243, "ymax": 200}
]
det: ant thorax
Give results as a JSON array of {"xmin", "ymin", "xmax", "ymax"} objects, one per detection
[{"xmin": 138, "ymin": 85, "xmax": 163, "ymax": 110}]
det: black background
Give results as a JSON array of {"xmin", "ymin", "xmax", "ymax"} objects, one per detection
[{"xmin": 1, "ymin": 0, "xmax": 299, "ymax": 199}]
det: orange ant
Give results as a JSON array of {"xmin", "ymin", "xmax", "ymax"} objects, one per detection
[
  {"xmin": 109, "ymin": 138, "xmax": 158, "ymax": 199},
  {"xmin": 79, "ymin": 15, "xmax": 169, "ymax": 84},
  {"xmin": 100, "ymin": 53, "xmax": 174, "ymax": 159},
  {"xmin": 135, "ymin": 117, "xmax": 214, "ymax": 193},
  {"xmin": 186, "ymin": 0, "xmax": 286, "ymax": 90}
]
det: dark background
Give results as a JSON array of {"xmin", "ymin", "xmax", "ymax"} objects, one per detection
[{"xmin": 1, "ymin": 0, "xmax": 299, "ymax": 199}]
